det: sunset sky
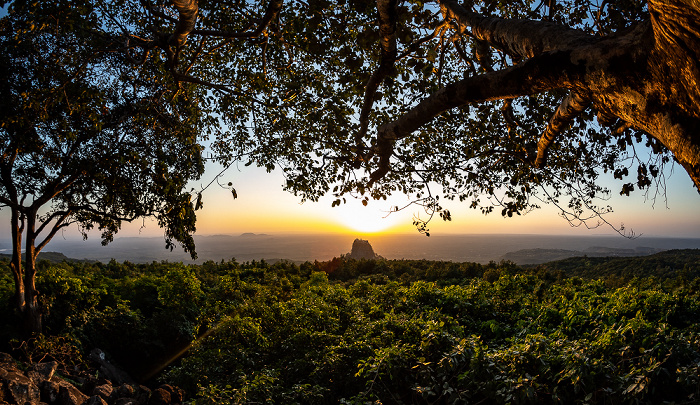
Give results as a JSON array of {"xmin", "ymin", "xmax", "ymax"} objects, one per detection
[
  {"xmin": 105, "ymin": 159, "xmax": 700, "ymax": 240},
  {"xmin": 2, "ymin": 157, "xmax": 699, "ymax": 246}
]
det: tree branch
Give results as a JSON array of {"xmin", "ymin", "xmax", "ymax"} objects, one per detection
[
  {"xmin": 35, "ymin": 211, "xmax": 73, "ymax": 254},
  {"xmin": 170, "ymin": 0, "xmax": 198, "ymax": 47},
  {"xmin": 439, "ymin": 0, "xmax": 594, "ymax": 59},
  {"xmin": 30, "ymin": 171, "xmax": 83, "ymax": 212},
  {"xmin": 356, "ymin": 0, "xmax": 398, "ymax": 165},
  {"xmin": 369, "ymin": 50, "xmax": 585, "ymax": 185},
  {"xmin": 191, "ymin": 0, "xmax": 283, "ymax": 39},
  {"xmin": 534, "ymin": 90, "xmax": 591, "ymax": 168}
]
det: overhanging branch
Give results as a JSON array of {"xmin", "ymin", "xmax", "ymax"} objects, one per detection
[
  {"xmin": 534, "ymin": 90, "xmax": 591, "ymax": 168},
  {"xmin": 439, "ymin": 0, "xmax": 594, "ymax": 59},
  {"xmin": 356, "ymin": 0, "xmax": 399, "ymax": 166},
  {"xmin": 369, "ymin": 51, "xmax": 584, "ymax": 185},
  {"xmin": 170, "ymin": 0, "xmax": 198, "ymax": 47}
]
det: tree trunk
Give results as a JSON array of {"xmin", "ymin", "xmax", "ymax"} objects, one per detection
[
  {"xmin": 22, "ymin": 214, "xmax": 42, "ymax": 334},
  {"xmin": 9, "ymin": 208, "xmax": 25, "ymax": 314}
]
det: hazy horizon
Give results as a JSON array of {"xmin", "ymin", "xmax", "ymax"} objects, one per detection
[{"xmin": 3, "ymin": 232, "xmax": 699, "ymax": 265}]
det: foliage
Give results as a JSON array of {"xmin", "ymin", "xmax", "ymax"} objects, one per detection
[
  {"xmin": 1, "ymin": 252, "xmax": 699, "ymax": 403},
  {"xmin": 169, "ymin": 263, "xmax": 700, "ymax": 404},
  {"xmin": 129, "ymin": 0, "xmax": 700, "ymax": 235},
  {"xmin": 41, "ymin": 0, "xmax": 684, "ymax": 236},
  {"xmin": 536, "ymin": 249, "xmax": 700, "ymax": 285},
  {"xmin": 0, "ymin": 0, "xmax": 207, "ymax": 261}
]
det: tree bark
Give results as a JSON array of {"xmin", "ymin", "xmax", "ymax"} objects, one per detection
[
  {"xmin": 535, "ymin": 91, "xmax": 591, "ymax": 167},
  {"xmin": 22, "ymin": 211, "xmax": 42, "ymax": 334},
  {"xmin": 170, "ymin": 0, "xmax": 198, "ymax": 47},
  {"xmin": 371, "ymin": 0, "xmax": 700, "ymax": 192},
  {"xmin": 9, "ymin": 207, "xmax": 24, "ymax": 314}
]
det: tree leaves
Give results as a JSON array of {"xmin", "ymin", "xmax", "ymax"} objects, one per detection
[{"xmin": 0, "ymin": 1, "xmax": 206, "ymax": 259}]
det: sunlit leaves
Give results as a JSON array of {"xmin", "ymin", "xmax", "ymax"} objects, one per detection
[
  {"xmin": 165, "ymin": 0, "xmax": 664, "ymax": 234},
  {"xmin": 0, "ymin": 1, "xmax": 206, "ymax": 257}
]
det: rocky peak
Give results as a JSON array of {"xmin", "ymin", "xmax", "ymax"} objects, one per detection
[{"xmin": 348, "ymin": 239, "xmax": 379, "ymax": 260}]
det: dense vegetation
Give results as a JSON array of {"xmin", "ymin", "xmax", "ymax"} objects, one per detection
[{"xmin": 1, "ymin": 250, "xmax": 700, "ymax": 404}]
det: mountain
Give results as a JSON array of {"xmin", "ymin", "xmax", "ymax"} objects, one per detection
[
  {"xmin": 347, "ymin": 239, "xmax": 382, "ymax": 260},
  {"xmin": 0, "ymin": 251, "xmax": 85, "ymax": 263},
  {"xmin": 501, "ymin": 246, "xmax": 665, "ymax": 265}
]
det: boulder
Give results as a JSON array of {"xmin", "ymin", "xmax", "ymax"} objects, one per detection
[
  {"xmin": 115, "ymin": 384, "xmax": 134, "ymax": 399},
  {"xmin": 0, "ymin": 351, "xmax": 185, "ymax": 405},
  {"xmin": 58, "ymin": 383, "xmax": 89, "ymax": 405},
  {"xmin": 32, "ymin": 362, "xmax": 59, "ymax": 382},
  {"xmin": 0, "ymin": 354, "xmax": 18, "ymax": 371},
  {"xmin": 115, "ymin": 398, "xmax": 139, "ymax": 405},
  {"xmin": 40, "ymin": 379, "xmax": 62, "ymax": 404},
  {"xmin": 133, "ymin": 385, "xmax": 151, "ymax": 404},
  {"xmin": 85, "ymin": 395, "xmax": 109, "ymax": 405},
  {"xmin": 89, "ymin": 350, "xmax": 134, "ymax": 386},
  {"xmin": 148, "ymin": 385, "xmax": 184, "ymax": 405},
  {"xmin": 91, "ymin": 383, "xmax": 114, "ymax": 401},
  {"xmin": 1, "ymin": 369, "xmax": 40, "ymax": 405}
]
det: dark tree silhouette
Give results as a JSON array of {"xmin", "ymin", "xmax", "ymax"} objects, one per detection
[
  {"xmin": 0, "ymin": 1, "xmax": 205, "ymax": 332},
  {"xmin": 113, "ymin": 0, "xmax": 698, "ymax": 232}
]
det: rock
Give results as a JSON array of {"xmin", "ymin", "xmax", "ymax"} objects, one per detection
[
  {"xmin": 133, "ymin": 385, "xmax": 151, "ymax": 404},
  {"xmin": 89, "ymin": 349, "xmax": 134, "ymax": 386},
  {"xmin": 348, "ymin": 239, "xmax": 380, "ymax": 260},
  {"xmin": 149, "ymin": 384, "xmax": 185, "ymax": 405},
  {"xmin": 40, "ymin": 379, "xmax": 61, "ymax": 403},
  {"xmin": 85, "ymin": 395, "xmax": 109, "ymax": 405},
  {"xmin": 32, "ymin": 362, "xmax": 58, "ymax": 382},
  {"xmin": 58, "ymin": 383, "xmax": 89, "ymax": 405},
  {"xmin": 0, "ymin": 352, "xmax": 186, "ymax": 405},
  {"xmin": 1, "ymin": 370, "xmax": 40, "ymax": 405},
  {"xmin": 0, "ymin": 353, "xmax": 18, "ymax": 371},
  {"xmin": 116, "ymin": 384, "xmax": 135, "ymax": 399},
  {"xmin": 91, "ymin": 383, "xmax": 114, "ymax": 401},
  {"xmin": 115, "ymin": 398, "xmax": 139, "ymax": 405}
]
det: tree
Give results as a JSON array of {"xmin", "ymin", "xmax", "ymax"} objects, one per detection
[
  {"xmin": 0, "ymin": 1, "xmax": 206, "ymax": 332},
  {"xmin": 113, "ymin": 0, "xmax": 698, "ymax": 233}
]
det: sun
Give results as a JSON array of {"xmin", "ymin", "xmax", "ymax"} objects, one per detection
[{"xmin": 334, "ymin": 201, "xmax": 403, "ymax": 234}]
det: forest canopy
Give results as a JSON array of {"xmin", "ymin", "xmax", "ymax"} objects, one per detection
[
  {"xmin": 3, "ymin": 0, "xmax": 699, "ymax": 235},
  {"xmin": 1, "ymin": 0, "xmax": 699, "ymax": 332},
  {"xmin": 100, "ymin": 0, "xmax": 700, "ymax": 231}
]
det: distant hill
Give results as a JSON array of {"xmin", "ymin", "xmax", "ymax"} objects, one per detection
[
  {"xmin": 502, "ymin": 246, "xmax": 664, "ymax": 264},
  {"xmin": 0, "ymin": 251, "xmax": 87, "ymax": 263},
  {"xmin": 533, "ymin": 249, "xmax": 700, "ymax": 280}
]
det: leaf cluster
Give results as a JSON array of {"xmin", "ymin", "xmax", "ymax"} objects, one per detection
[
  {"xmin": 1, "ymin": 0, "xmax": 210, "ymax": 256},
  {"xmin": 1, "ymin": 251, "xmax": 699, "ymax": 403}
]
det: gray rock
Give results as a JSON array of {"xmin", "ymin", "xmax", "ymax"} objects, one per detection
[
  {"xmin": 85, "ymin": 394, "xmax": 109, "ymax": 405},
  {"xmin": 89, "ymin": 349, "xmax": 134, "ymax": 386},
  {"xmin": 58, "ymin": 383, "xmax": 89, "ymax": 405},
  {"xmin": 1, "ymin": 370, "xmax": 40, "ymax": 405},
  {"xmin": 91, "ymin": 383, "xmax": 114, "ymax": 401},
  {"xmin": 32, "ymin": 362, "xmax": 58, "ymax": 381}
]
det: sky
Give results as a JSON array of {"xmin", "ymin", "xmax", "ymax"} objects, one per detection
[
  {"xmin": 1, "ymin": 5, "xmax": 699, "ymax": 245},
  {"xmin": 5, "ymin": 158, "xmax": 700, "ymax": 249},
  {"xmin": 89, "ymin": 159, "xmax": 700, "ymax": 240}
]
